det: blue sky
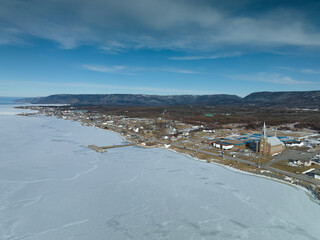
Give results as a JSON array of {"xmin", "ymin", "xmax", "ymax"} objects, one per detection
[{"xmin": 1, "ymin": 0, "xmax": 320, "ymax": 97}]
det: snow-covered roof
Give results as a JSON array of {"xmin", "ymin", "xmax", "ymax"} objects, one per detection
[{"xmin": 267, "ymin": 136, "xmax": 284, "ymax": 146}]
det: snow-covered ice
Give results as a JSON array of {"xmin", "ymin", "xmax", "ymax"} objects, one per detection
[{"xmin": 1, "ymin": 105, "xmax": 320, "ymax": 240}]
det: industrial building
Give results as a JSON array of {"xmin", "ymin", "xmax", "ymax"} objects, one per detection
[{"xmin": 204, "ymin": 122, "xmax": 294, "ymax": 154}]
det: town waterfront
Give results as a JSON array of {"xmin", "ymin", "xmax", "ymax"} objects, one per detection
[{"xmin": 1, "ymin": 104, "xmax": 320, "ymax": 240}]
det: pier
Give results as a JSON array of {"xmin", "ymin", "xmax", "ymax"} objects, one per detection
[
  {"xmin": 88, "ymin": 143, "xmax": 136, "ymax": 153},
  {"xmin": 88, "ymin": 145, "xmax": 106, "ymax": 153},
  {"xmin": 100, "ymin": 143, "xmax": 136, "ymax": 149}
]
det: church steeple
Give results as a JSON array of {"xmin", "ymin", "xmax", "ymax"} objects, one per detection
[{"xmin": 262, "ymin": 121, "xmax": 267, "ymax": 139}]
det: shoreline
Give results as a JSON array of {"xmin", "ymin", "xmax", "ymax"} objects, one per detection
[
  {"xmin": 86, "ymin": 120, "xmax": 320, "ymax": 204},
  {"xmin": 15, "ymin": 106, "xmax": 320, "ymax": 203},
  {"xmin": 165, "ymin": 142, "xmax": 320, "ymax": 205}
]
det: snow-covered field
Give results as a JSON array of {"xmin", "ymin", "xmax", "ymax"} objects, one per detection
[{"xmin": 1, "ymin": 105, "xmax": 320, "ymax": 240}]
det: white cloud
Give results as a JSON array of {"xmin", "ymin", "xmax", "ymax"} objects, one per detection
[
  {"xmin": 278, "ymin": 67, "xmax": 320, "ymax": 75},
  {"xmin": 100, "ymin": 41, "xmax": 126, "ymax": 54},
  {"xmin": 82, "ymin": 65, "xmax": 126, "ymax": 73},
  {"xmin": 169, "ymin": 52, "xmax": 242, "ymax": 60},
  {"xmin": 82, "ymin": 64, "xmax": 197, "ymax": 74},
  {"xmin": 160, "ymin": 68, "xmax": 197, "ymax": 74},
  {"xmin": 227, "ymin": 73, "xmax": 315, "ymax": 85},
  {"xmin": 0, "ymin": 26, "xmax": 26, "ymax": 45},
  {"xmin": 277, "ymin": 66, "xmax": 295, "ymax": 71},
  {"xmin": 300, "ymin": 69, "xmax": 320, "ymax": 74}
]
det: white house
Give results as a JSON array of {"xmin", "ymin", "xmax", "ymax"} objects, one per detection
[
  {"xmin": 286, "ymin": 141, "xmax": 304, "ymax": 147},
  {"xmin": 292, "ymin": 159, "xmax": 312, "ymax": 167},
  {"xmin": 312, "ymin": 169, "xmax": 320, "ymax": 180}
]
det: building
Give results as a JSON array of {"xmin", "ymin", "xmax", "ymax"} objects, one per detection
[
  {"xmin": 311, "ymin": 169, "xmax": 320, "ymax": 180},
  {"xmin": 290, "ymin": 159, "xmax": 312, "ymax": 166},
  {"xmin": 211, "ymin": 141, "xmax": 234, "ymax": 150},
  {"xmin": 222, "ymin": 140, "xmax": 246, "ymax": 149},
  {"xmin": 285, "ymin": 141, "xmax": 304, "ymax": 147},
  {"xmin": 256, "ymin": 122, "xmax": 285, "ymax": 156}
]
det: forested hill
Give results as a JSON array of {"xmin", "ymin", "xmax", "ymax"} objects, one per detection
[
  {"xmin": 16, "ymin": 90, "xmax": 320, "ymax": 108},
  {"xmin": 242, "ymin": 91, "xmax": 320, "ymax": 108},
  {"xmin": 16, "ymin": 94, "xmax": 241, "ymax": 106}
]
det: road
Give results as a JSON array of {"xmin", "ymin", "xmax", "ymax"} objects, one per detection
[
  {"xmin": 128, "ymin": 133, "xmax": 320, "ymax": 186},
  {"xmin": 262, "ymin": 148, "xmax": 320, "ymax": 168},
  {"xmin": 265, "ymin": 166, "xmax": 320, "ymax": 185}
]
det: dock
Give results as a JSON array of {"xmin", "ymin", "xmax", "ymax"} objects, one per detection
[
  {"xmin": 88, "ymin": 145, "xmax": 106, "ymax": 153},
  {"xmin": 88, "ymin": 143, "xmax": 136, "ymax": 153},
  {"xmin": 100, "ymin": 143, "xmax": 136, "ymax": 149}
]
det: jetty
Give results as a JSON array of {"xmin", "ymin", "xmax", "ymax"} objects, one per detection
[
  {"xmin": 88, "ymin": 145, "xmax": 106, "ymax": 153},
  {"xmin": 88, "ymin": 143, "xmax": 136, "ymax": 153},
  {"xmin": 100, "ymin": 143, "xmax": 136, "ymax": 149}
]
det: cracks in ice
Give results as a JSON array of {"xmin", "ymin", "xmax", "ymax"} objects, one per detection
[
  {"xmin": 8, "ymin": 219, "xmax": 89, "ymax": 240},
  {"xmin": 0, "ymin": 163, "xmax": 98, "ymax": 213},
  {"xmin": 119, "ymin": 169, "xmax": 145, "ymax": 185},
  {"xmin": 63, "ymin": 164, "xmax": 97, "ymax": 182},
  {"xmin": 0, "ymin": 164, "xmax": 98, "ymax": 184},
  {"xmin": 262, "ymin": 217, "xmax": 319, "ymax": 240},
  {"xmin": 1, "ymin": 195, "xmax": 42, "ymax": 211},
  {"xmin": 105, "ymin": 218, "xmax": 134, "ymax": 239}
]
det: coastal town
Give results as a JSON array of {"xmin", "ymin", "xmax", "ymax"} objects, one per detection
[
  {"xmin": 18, "ymin": 105, "xmax": 320, "ymax": 201},
  {"xmin": 3, "ymin": 0, "xmax": 320, "ymax": 238}
]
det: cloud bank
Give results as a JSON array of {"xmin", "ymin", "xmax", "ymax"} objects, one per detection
[
  {"xmin": 228, "ymin": 73, "xmax": 316, "ymax": 85},
  {"xmin": 1, "ymin": 0, "xmax": 320, "ymax": 51}
]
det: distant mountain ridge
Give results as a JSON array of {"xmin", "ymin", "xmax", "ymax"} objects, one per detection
[
  {"xmin": 17, "ymin": 94, "xmax": 241, "ymax": 106},
  {"xmin": 16, "ymin": 90, "xmax": 320, "ymax": 108},
  {"xmin": 242, "ymin": 90, "xmax": 320, "ymax": 108}
]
